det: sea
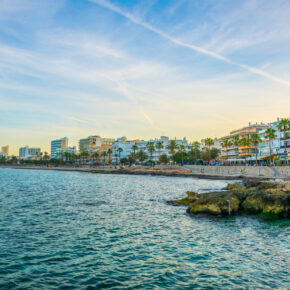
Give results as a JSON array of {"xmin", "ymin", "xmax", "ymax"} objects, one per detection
[{"xmin": 0, "ymin": 168, "xmax": 289, "ymax": 289}]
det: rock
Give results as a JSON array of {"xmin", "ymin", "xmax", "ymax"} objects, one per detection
[
  {"xmin": 171, "ymin": 181, "xmax": 290, "ymax": 219},
  {"xmin": 169, "ymin": 191, "xmax": 198, "ymax": 206},
  {"xmin": 187, "ymin": 191, "xmax": 242, "ymax": 216}
]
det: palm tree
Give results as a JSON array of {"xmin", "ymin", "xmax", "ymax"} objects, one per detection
[
  {"xmin": 132, "ymin": 144, "xmax": 138, "ymax": 154},
  {"xmin": 107, "ymin": 148, "xmax": 112, "ymax": 164},
  {"xmin": 178, "ymin": 145, "xmax": 186, "ymax": 164},
  {"xmin": 92, "ymin": 152, "xmax": 99, "ymax": 163},
  {"xmin": 221, "ymin": 139, "xmax": 233, "ymax": 161},
  {"xmin": 265, "ymin": 128, "xmax": 277, "ymax": 166},
  {"xmin": 101, "ymin": 151, "xmax": 107, "ymax": 165},
  {"xmin": 114, "ymin": 153, "xmax": 118, "ymax": 164},
  {"xmin": 167, "ymin": 140, "xmax": 177, "ymax": 156},
  {"xmin": 117, "ymin": 148, "xmax": 123, "ymax": 163},
  {"xmin": 155, "ymin": 141, "xmax": 163, "ymax": 160},
  {"xmin": 146, "ymin": 141, "xmax": 155, "ymax": 160},
  {"xmin": 192, "ymin": 141, "xmax": 200, "ymax": 161},
  {"xmin": 251, "ymin": 134, "xmax": 262, "ymax": 165},
  {"xmin": 204, "ymin": 138, "xmax": 214, "ymax": 164},
  {"xmin": 278, "ymin": 118, "xmax": 289, "ymax": 164},
  {"xmin": 43, "ymin": 152, "xmax": 49, "ymax": 165}
]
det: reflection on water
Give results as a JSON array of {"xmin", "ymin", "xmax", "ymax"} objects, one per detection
[{"xmin": 0, "ymin": 169, "xmax": 289, "ymax": 289}]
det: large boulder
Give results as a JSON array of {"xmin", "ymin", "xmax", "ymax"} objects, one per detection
[
  {"xmin": 187, "ymin": 191, "xmax": 243, "ymax": 216},
  {"xmin": 241, "ymin": 187, "xmax": 290, "ymax": 218},
  {"xmin": 169, "ymin": 191, "xmax": 199, "ymax": 206},
  {"xmin": 170, "ymin": 181, "xmax": 290, "ymax": 219}
]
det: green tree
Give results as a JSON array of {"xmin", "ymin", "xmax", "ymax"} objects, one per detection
[
  {"xmin": 91, "ymin": 152, "xmax": 99, "ymax": 163},
  {"xmin": 200, "ymin": 149, "xmax": 210, "ymax": 163},
  {"xmin": 278, "ymin": 118, "xmax": 289, "ymax": 164},
  {"xmin": 167, "ymin": 140, "xmax": 177, "ymax": 156},
  {"xmin": 251, "ymin": 134, "xmax": 262, "ymax": 165},
  {"xmin": 265, "ymin": 128, "xmax": 277, "ymax": 166},
  {"xmin": 137, "ymin": 150, "xmax": 148, "ymax": 162},
  {"xmin": 159, "ymin": 153, "xmax": 169, "ymax": 164},
  {"xmin": 101, "ymin": 151, "xmax": 107, "ymax": 165},
  {"xmin": 155, "ymin": 141, "xmax": 164, "ymax": 160},
  {"xmin": 146, "ymin": 141, "xmax": 155, "ymax": 160},
  {"xmin": 107, "ymin": 148, "xmax": 112, "ymax": 163},
  {"xmin": 178, "ymin": 145, "xmax": 186, "ymax": 164},
  {"xmin": 204, "ymin": 138, "xmax": 214, "ymax": 164},
  {"xmin": 117, "ymin": 148, "xmax": 123, "ymax": 163},
  {"xmin": 192, "ymin": 141, "xmax": 200, "ymax": 161},
  {"xmin": 128, "ymin": 152, "xmax": 136, "ymax": 164},
  {"xmin": 210, "ymin": 148, "xmax": 220, "ymax": 160},
  {"xmin": 132, "ymin": 144, "xmax": 138, "ymax": 154},
  {"xmin": 221, "ymin": 139, "xmax": 233, "ymax": 161}
]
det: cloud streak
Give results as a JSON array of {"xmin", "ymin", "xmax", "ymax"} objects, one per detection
[{"xmin": 91, "ymin": 0, "xmax": 290, "ymax": 87}]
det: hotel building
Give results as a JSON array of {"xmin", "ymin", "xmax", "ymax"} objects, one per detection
[
  {"xmin": 19, "ymin": 146, "xmax": 41, "ymax": 160},
  {"xmin": 51, "ymin": 137, "xmax": 68, "ymax": 159},
  {"xmin": 219, "ymin": 122, "xmax": 268, "ymax": 162},
  {"xmin": 1, "ymin": 145, "xmax": 9, "ymax": 156},
  {"xmin": 79, "ymin": 136, "xmax": 114, "ymax": 155}
]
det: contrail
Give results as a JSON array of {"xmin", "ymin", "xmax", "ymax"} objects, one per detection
[{"xmin": 91, "ymin": 0, "xmax": 290, "ymax": 87}]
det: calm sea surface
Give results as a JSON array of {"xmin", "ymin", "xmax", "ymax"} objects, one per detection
[{"xmin": 0, "ymin": 168, "xmax": 289, "ymax": 289}]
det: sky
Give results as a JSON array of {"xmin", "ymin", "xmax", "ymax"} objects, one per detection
[{"xmin": 0, "ymin": 0, "xmax": 290, "ymax": 155}]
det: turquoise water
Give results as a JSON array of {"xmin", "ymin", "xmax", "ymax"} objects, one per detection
[{"xmin": 0, "ymin": 169, "xmax": 289, "ymax": 289}]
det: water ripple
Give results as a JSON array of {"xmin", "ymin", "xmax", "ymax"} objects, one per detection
[{"xmin": 0, "ymin": 168, "xmax": 289, "ymax": 289}]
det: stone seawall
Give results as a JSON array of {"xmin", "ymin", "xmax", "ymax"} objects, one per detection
[{"xmin": 184, "ymin": 165, "xmax": 290, "ymax": 178}]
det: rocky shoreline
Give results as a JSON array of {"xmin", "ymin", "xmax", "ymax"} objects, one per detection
[{"xmin": 169, "ymin": 181, "xmax": 290, "ymax": 219}]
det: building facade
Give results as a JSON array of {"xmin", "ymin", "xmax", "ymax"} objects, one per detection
[
  {"xmin": 219, "ymin": 123, "xmax": 268, "ymax": 162},
  {"xmin": 19, "ymin": 146, "xmax": 41, "ymax": 160},
  {"xmin": 1, "ymin": 145, "xmax": 9, "ymax": 156},
  {"xmin": 258, "ymin": 118, "xmax": 290, "ymax": 162},
  {"xmin": 55, "ymin": 147, "xmax": 77, "ymax": 160},
  {"xmin": 51, "ymin": 137, "xmax": 68, "ymax": 159},
  {"xmin": 79, "ymin": 135, "xmax": 114, "ymax": 155},
  {"xmin": 112, "ymin": 136, "xmax": 191, "ymax": 163}
]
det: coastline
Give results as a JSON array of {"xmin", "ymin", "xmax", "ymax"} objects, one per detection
[{"xmin": 1, "ymin": 165, "xmax": 288, "ymax": 181}]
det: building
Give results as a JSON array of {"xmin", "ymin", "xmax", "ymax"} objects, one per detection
[
  {"xmin": 55, "ymin": 147, "xmax": 77, "ymax": 160},
  {"xmin": 79, "ymin": 135, "xmax": 114, "ymax": 154},
  {"xmin": 200, "ymin": 138, "xmax": 222, "ymax": 151},
  {"xmin": 258, "ymin": 117, "xmax": 290, "ymax": 162},
  {"xmin": 112, "ymin": 136, "xmax": 191, "ymax": 163},
  {"xmin": 1, "ymin": 145, "xmax": 9, "ymax": 156},
  {"xmin": 51, "ymin": 137, "xmax": 68, "ymax": 159},
  {"xmin": 19, "ymin": 146, "xmax": 41, "ymax": 160},
  {"xmin": 219, "ymin": 122, "xmax": 268, "ymax": 162}
]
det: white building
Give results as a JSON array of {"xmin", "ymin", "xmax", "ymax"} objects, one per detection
[
  {"xmin": 55, "ymin": 147, "xmax": 77, "ymax": 160},
  {"xmin": 19, "ymin": 146, "xmax": 41, "ymax": 160},
  {"xmin": 258, "ymin": 118, "xmax": 290, "ymax": 162},
  {"xmin": 51, "ymin": 137, "xmax": 68, "ymax": 159},
  {"xmin": 112, "ymin": 136, "xmax": 191, "ymax": 163}
]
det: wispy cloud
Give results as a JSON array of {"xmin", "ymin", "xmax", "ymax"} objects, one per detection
[{"xmin": 91, "ymin": 0, "xmax": 290, "ymax": 87}]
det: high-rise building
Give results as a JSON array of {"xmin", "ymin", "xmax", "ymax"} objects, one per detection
[
  {"xmin": 78, "ymin": 136, "xmax": 114, "ymax": 154},
  {"xmin": 51, "ymin": 137, "xmax": 68, "ymax": 159},
  {"xmin": 1, "ymin": 145, "xmax": 9, "ymax": 155},
  {"xmin": 19, "ymin": 146, "xmax": 41, "ymax": 160}
]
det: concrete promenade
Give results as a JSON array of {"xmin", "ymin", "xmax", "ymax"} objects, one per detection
[
  {"xmin": 184, "ymin": 165, "xmax": 290, "ymax": 179},
  {"xmin": 1, "ymin": 164, "xmax": 289, "ymax": 180}
]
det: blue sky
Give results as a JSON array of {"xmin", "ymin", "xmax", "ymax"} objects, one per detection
[{"xmin": 1, "ymin": 0, "xmax": 290, "ymax": 154}]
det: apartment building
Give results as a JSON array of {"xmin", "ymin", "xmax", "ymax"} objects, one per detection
[
  {"xmin": 79, "ymin": 136, "xmax": 114, "ymax": 154},
  {"xmin": 1, "ymin": 145, "xmax": 9, "ymax": 156},
  {"xmin": 19, "ymin": 146, "xmax": 41, "ymax": 160},
  {"xmin": 258, "ymin": 118, "xmax": 290, "ymax": 162},
  {"xmin": 51, "ymin": 137, "xmax": 68, "ymax": 159},
  {"xmin": 219, "ymin": 122, "xmax": 268, "ymax": 161}
]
